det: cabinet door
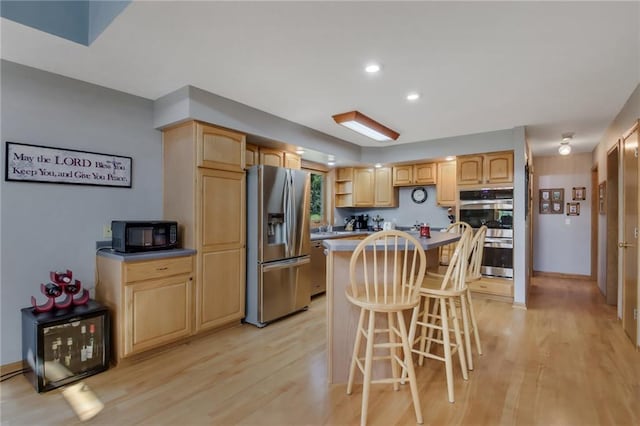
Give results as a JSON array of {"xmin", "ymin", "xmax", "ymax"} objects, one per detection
[
  {"xmin": 485, "ymin": 152, "xmax": 513, "ymax": 184},
  {"xmin": 245, "ymin": 144, "xmax": 259, "ymax": 168},
  {"xmin": 457, "ymin": 155, "xmax": 483, "ymax": 186},
  {"xmin": 392, "ymin": 165, "xmax": 413, "ymax": 186},
  {"xmin": 437, "ymin": 161, "xmax": 457, "ymax": 206},
  {"xmin": 284, "ymin": 152, "xmax": 302, "ymax": 169},
  {"xmin": 374, "ymin": 167, "xmax": 397, "ymax": 207},
  {"xmin": 198, "ymin": 248, "xmax": 245, "ymax": 331},
  {"xmin": 124, "ymin": 274, "xmax": 193, "ymax": 356},
  {"xmin": 259, "ymin": 148, "xmax": 284, "ymax": 167},
  {"xmin": 196, "ymin": 123, "xmax": 245, "ymax": 172},
  {"xmin": 414, "ymin": 163, "xmax": 436, "ymax": 185},
  {"xmin": 200, "ymin": 169, "xmax": 246, "ymax": 251},
  {"xmin": 353, "ymin": 168, "xmax": 375, "ymax": 207}
]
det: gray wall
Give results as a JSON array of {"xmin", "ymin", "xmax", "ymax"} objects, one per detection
[
  {"xmin": 334, "ymin": 185, "xmax": 452, "ymax": 230},
  {"xmin": 592, "ymin": 83, "xmax": 639, "ymax": 327},
  {"xmin": 533, "ymin": 153, "xmax": 593, "ymax": 275},
  {"xmin": 0, "ymin": 61, "xmax": 162, "ymax": 364}
]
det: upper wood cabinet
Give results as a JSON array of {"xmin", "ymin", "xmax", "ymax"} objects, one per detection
[
  {"xmin": 374, "ymin": 167, "xmax": 397, "ymax": 207},
  {"xmin": 259, "ymin": 147, "xmax": 284, "ymax": 167},
  {"xmin": 335, "ymin": 167, "xmax": 396, "ymax": 208},
  {"xmin": 245, "ymin": 144, "xmax": 259, "ymax": 168},
  {"xmin": 392, "ymin": 163, "xmax": 436, "ymax": 186},
  {"xmin": 196, "ymin": 122, "xmax": 245, "ymax": 172},
  {"xmin": 284, "ymin": 152, "xmax": 302, "ymax": 170},
  {"xmin": 437, "ymin": 161, "xmax": 457, "ymax": 206},
  {"xmin": 353, "ymin": 168, "xmax": 375, "ymax": 207},
  {"xmin": 457, "ymin": 151, "xmax": 513, "ymax": 186}
]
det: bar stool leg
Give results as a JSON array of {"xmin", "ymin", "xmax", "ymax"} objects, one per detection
[
  {"xmin": 397, "ymin": 310, "xmax": 423, "ymax": 424},
  {"xmin": 387, "ymin": 312, "xmax": 400, "ymax": 391},
  {"xmin": 467, "ymin": 288, "xmax": 483, "ymax": 355},
  {"xmin": 347, "ymin": 308, "xmax": 366, "ymax": 395},
  {"xmin": 449, "ymin": 298, "xmax": 468, "ymax": 381},
  {"xmin": 459, "ymin": 294, "xmax": 473, "ymax": 370},
  {"xmin": 360, "ymin": 310, "xmax": 376, "ymax": 426}
]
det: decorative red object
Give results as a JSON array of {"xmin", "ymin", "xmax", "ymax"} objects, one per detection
[
  {"xmin": 30, "ymin": 269, "xmax": 90, "ymax": 312},
  {"xmin": 419, "ymin": 224, "xmax": 431, "ymax": 238}
]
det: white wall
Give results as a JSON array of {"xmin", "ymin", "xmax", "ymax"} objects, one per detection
[
  {"xmin": 533, "ymin": 153, "xmax": 593, "ymax": 275},
  {"xmin": 0, "ymin": 61, "xmax": 163, "ymax": 364}
]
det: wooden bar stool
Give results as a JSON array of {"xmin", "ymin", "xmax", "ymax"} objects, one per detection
[
  {"xmin": 424, "ymin": 225, "xmax": 486, "ymax": 370},
  {"xmin": 438, "ymin": 221, "xmax": 472, "ymax": 268},
  {"xmin": 346, "ymin": 230, "xmax": 427, "ymax": 426},
  {"xmin": 408, "ymin": 228, "xmax": 472, "ymax": 403}
]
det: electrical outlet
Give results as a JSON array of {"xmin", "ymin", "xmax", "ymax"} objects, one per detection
[{"xmin": 103, "ymin": 225, "xmax": 112, "ymax": 239}]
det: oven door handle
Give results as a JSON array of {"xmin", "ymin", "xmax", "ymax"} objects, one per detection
[
  {"xmin": 459, "ymin": 202, "xmax": 513, "ymax": 210},
  {"xmin": 484, "ymin": 239, "xmax": 513, "ymax": 248}
]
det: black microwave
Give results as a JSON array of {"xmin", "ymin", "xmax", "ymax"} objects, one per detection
[{"xmin": 111, "ymin": 221, "xmax": 178, "ymax": 253}]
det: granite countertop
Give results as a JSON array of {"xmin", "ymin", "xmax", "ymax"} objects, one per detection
[
  {"xmin": 96, "ymin": 248, "xmax": 196, "ymax": 262},
  {"xmin": 322, "ymin": 230, "xmax": 459, "ymax": 252}
]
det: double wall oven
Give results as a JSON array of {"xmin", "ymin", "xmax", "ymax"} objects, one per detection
[{"xmin": 459, "ymin": 188, "xmax": 513, "ymax": 279}]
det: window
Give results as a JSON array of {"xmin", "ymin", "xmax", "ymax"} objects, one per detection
[{"xmin": 310, "ymin": 171, "xmax": 325, "ymax": 226}]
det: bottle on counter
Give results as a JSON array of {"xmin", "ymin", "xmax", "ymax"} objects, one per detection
[
  {"xmin": 64, "ymin": 337, "xmax": 73, "ymax": 368},
  {"xmin": 86, "ymin": 324, "xmax": 95, "ymax": 360},
  {"xmin": 80, "ymin": 325, "xmax": 88, "ymax": 363}
]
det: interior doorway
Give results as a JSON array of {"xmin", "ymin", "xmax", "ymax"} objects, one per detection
[{"xmin": 606, "ymin": 145, "xmax": 619, "ymax": 306}]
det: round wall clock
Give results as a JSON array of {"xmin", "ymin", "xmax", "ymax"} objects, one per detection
[{"xmin": 411, "ymin": 187, "xmax": 428, "ymax": 204}]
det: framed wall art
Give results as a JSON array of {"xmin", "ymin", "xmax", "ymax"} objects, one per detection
[
  {"xmin": 539, "ymin": 188, "xmax": 564, "ymax": 214},
  {"xmin": 567, "ymin": 202, "xmax": 580, "ymax": 216},
  {"xmin": 5, "ymin": 142, "xmax": 132, "ymax": 188},
  {"xmin": 598, "ymin": 181, "xmax": 606, "ymax": 214},
  {"xmin": 572, "ymin": 186, "xmax": 586, "ymax": 201}
]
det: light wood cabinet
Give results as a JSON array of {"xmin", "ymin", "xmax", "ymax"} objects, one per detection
[
  {"xmin": 353, "ymin": 168, "xmax": 375, "ymax": 206},
  {"xmin": 284, "ymin": 152, "xmax": 302, "ymax": 169},
  {"xmin": 374, "ymin": 167, "xmax": 397, "ymax": 207},
  {"xmin": 457, "ymin": 151, "xmax": 513, "ymax": 186},
  {"xmin": 163, "ymin": 121, "xmax": 246, "ymax": 335},
  {"xmin": 259, "ymin": 147, "xmax": 284, "ymax": 167},
  {"xmin": 392, "ymin": 163, "xmax": 436, "ymax": 186},
  {"xmin": 196, "ymin": 123, "xmax": 244, "ymax": 172},
  {"xmin": 336, "ymin": 167, "xmax": 396, "ymax": 207},
  {"xmin": 96, "ymin": 254, "xmax": 194, "ymax": 362},
  {"xmin": 437, "ymin": 161, "xmax": 457, "ymax": 206},
  {"xmin": 245, "ymin": 144, "xmax": 259, "ymax": 168}
]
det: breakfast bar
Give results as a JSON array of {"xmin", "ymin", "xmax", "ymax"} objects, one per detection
[{"xmin": 322, "ymin": 230, "xmax": 461, "ymax": 384}]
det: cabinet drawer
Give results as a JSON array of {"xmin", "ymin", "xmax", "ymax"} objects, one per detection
[
  {"xmin": 125, "ymin": 256, "xmax": 193, "ymax": 283},
  {"xmin": 468, "ymin": 278, "xmax": 512, "ymax": 297}
]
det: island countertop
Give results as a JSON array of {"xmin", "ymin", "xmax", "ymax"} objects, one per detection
[{"xmin": 322, "ymin": 230, "xmax": 460, "ymax": 252}]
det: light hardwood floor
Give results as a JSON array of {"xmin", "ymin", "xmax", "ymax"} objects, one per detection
[{"xmin": 1, "ymin": 276, "xmax": 639, "ymax": 425}]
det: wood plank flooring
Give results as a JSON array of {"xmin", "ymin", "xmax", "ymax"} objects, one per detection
[{"xmin": 1, "ymin": 276, "xmax": 639, "ymax": 425}]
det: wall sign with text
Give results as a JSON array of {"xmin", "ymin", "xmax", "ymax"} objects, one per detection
[{"xmin": 5, "ymin": 142, "xmax": 132, "ymax": 188}]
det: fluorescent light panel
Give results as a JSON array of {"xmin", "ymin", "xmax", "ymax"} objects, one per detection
[{"xmin": 332, "ymin": 111, "xmax": 399, "ymax": 142}]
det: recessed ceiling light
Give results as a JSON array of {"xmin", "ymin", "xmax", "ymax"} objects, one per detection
[
  {"xmin": 365, "ymin": 64, "xmax": 380, "ymax": 73},
  {"xmin": 327, "ymin": 161, "xmax": 336, "ymax": 166},
  {"xmin": 374, "ymin": 163, "xmax": 382, "ymax": 168},
  {"xmin": 445, "ymin": 156, "xmax": 455, "ymax": 161},
  {"xmin": 295, "ymin": 147, "xmax": 305, "ymax": 155},
  {"xmin": 406, "ymin": 93, "xmax": 420, "ymax": 101}
]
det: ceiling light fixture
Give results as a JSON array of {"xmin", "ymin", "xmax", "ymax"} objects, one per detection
[
  {"xmin": 374, "ymin": 163, "xmax": 382, "ymax": 168},
  {"xmin": 295, "ymin": 147, "xmax": 305, "ymax": 155},
  {"xmin": 332, "ymin": 110, "xmax": 400, "ymax": 142},
  {"xmin": 365, "ymin": 64, "xmax": 380, "ymax": 73},
  {"xmin": 327, "ymin": 160, "xmax": 336, "ymax": 166},
  {"xmin": 445, "ymin": 156, "xmax": 455, "ymax": 161},
  {"xmin": 406, "ymin": 92, "xmax": 420, "ymax": 101},
  {"xmin": 559, "ymin": 133, "xmax": 573, "ymax": 155}
]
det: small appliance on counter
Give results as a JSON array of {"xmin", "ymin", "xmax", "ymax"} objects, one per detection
[
  {"xmin": 345, "ymin": 215, "xmax": 369, "ymax": 231},
  {"xmin": 111, "ymin": 220, "xmax": 178, "ymax": 253}
]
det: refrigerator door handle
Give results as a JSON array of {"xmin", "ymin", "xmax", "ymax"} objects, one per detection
[{"xmin": 262, "ymin": 256, "xmax": 310, "ymax": 272}]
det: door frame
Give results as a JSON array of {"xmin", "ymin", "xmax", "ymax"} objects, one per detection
[
  {"xmin": 606, "ymin": 143, "xmax": 620, "ymax": 306},
  {"xmin": 620, "ymin": 120, "xmax": 639, "ymax": 347},
  {"xmin": 591, "ymin": 166, "xmax": 598, "ymax": 281}
]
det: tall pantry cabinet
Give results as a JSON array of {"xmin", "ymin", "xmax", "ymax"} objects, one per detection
[{"xmin": 163, "ymin": 121, "xmax": 246, "ymax": 333}]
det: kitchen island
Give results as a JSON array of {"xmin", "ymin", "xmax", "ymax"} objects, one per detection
[{"xmin": 322, "ymin": 231, "xmax": 461, "ymax": 384}]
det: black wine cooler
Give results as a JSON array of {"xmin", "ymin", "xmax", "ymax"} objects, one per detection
[{"xmin": 21, "ymin": 300, "xmax": 110, "ymax": 392}]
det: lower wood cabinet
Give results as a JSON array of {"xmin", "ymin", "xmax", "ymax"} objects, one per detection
[{"xmin": 96, "ymin": 254, "xmax": 194, "ymax": 363}]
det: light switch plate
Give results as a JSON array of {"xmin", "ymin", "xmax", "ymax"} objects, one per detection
[
  {"xmin": 565, "ymin": 218, "xmax": 571, "ymax": 225},
  {"xmin": 102, "ymin": 224, "xmax": 112, "ymax": 238}
]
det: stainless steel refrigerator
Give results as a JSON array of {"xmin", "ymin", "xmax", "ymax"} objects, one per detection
[{"xmin": 245, "ymin": 165, "xmax": 311, "ymax": 327}]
